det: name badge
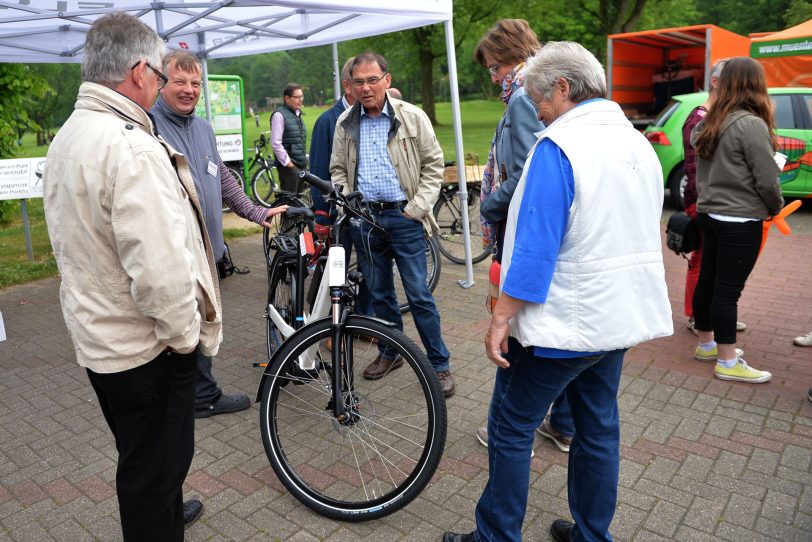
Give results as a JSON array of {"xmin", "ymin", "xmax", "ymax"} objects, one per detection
[{"xmin": 207, "ymin": 160, "xmax": 218, "ymax": 177}]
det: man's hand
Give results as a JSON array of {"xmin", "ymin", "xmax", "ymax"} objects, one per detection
[
  {"xmin": 485, "ymin": 316, "xmax": 511, "ymax": 368},
  {"xmin": 261, "ymin": 204, "xmax": 289, "ymax": 229},
  {"xmin": 286, "ymin": 161, "xmax": 295, "ymax": 168}
]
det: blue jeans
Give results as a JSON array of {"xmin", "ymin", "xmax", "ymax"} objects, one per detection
[
  {"xmin": 550, "ymin": 391, "xmax": 574, "ymax": 437},
  {"xmin": 353, "ymin": 208, "xmax": 450, "ymax": 371},
  {"xmin": 474, "ymin": 339, "xmax": 625, "ymax": 542}
]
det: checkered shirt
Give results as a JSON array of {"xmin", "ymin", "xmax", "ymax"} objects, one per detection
[{"xmin": 357, "ymin": 103, "xmax": 406, "ymax": 202}]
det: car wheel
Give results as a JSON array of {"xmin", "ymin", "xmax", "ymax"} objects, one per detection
[{"xmin": 668, "ymin": 163, "xmax": 685, "ymax": 211}]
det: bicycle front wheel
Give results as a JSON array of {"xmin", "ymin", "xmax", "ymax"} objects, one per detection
[
  {"xmin": 252, "ymin": 166, "xmax": 278, "ymax": 207},
  {"xmin": 259, "ymin": 316, "xmax": 447, "ymax": 521},
  {"xmin": 433, "ymin": 186, "xmax": 491, "ymax": 264}
]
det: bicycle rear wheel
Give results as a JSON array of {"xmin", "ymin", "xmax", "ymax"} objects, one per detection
[
  {"xmin": 266, "ymin": 251, "xmax": 297, "ymax": 357},
  {"xmin": 433, "ymin": 186, "xmax": 491, "ymax": 264},
  {"xmin": 395, "ymin": 234, "xmax": 441, "ymax": 314},
  {"xmin": 259, "ymin": 316, "xmax": 447, "ymax": 521},
  {"xmin": 252, "ymin": 166, "xmax": 278, "ymax": 207},
  {"xmin": 270, "ymin": 194, "xmax": 310, "ymax": 235}
]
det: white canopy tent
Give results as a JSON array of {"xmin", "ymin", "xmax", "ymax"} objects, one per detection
[{"xmin": 0, "ymin": 0, "xmax": 476, "ymax": 284}]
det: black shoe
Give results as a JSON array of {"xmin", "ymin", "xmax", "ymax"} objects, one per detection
[
  {"xmin": 195, "ymin": 393, "xmax": 251, "ymax": 419},
  {"xmin": 442, "ymin": 532, "xmax": 475, "ymax": 542},
  {"xmin": 550, "ymin": 519, "xmax": 574, "ymax": 542},
  {"xmin": 183, "ymin": 499, "xmax": 203, "ymax": 529}
]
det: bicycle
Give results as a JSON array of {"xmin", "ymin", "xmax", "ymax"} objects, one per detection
[
  {"xmin": 258, "ymin": 170, "xmax": 447, "ymax": 521},
  {"xmin": 246, "ymin": 132, "xmax": 278, "ymax": 207},
  {"xmin": 433, "ymin": 181, "xmax": 492, "ymax": 265},
  {"xmin": 267, "ymin": 167, "xmax": 440, "ymax": 315},
  {"xmin": 221, "ymin": 162, "xmax": 245, "ymax": 213}
]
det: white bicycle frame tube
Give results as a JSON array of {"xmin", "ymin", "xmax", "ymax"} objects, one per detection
[{"xmin": 266, "ymin": 246, "xmax": 346, "ymax": 370}]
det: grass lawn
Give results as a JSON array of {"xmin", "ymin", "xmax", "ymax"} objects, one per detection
[{"xmin": 3, "ymin": 99, "xmax": 504, "ymax": 287}]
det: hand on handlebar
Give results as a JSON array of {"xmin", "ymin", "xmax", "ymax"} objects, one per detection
[{"xmin": 261, "ymin": 204, "xmax": 289, "ymax": 229}]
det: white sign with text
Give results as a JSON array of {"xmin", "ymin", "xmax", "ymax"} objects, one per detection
[
  {"xmin": 0, "ymin": 158, "xmax": 46, "ymax": 201},
  {"xmin": 215, "ymin": 133, "xmax": 244, "ymax": 162}
]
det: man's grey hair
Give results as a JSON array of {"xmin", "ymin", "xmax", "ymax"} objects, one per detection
[
  {"xmin": 82, "ymin": 12, "xmax": 165, "ymax": 87},
  {"xmin": 341, "ymin": 56, "xmax": 354, "ymax": 82},
  {"xmin": 524, "ymin": 41, "xmax": 607, "ymax": 103},
  {"xmin": 164, "ymin": 50, "xmax": 202, "ymax": 74},
  {"xmin": 707, "ymin": 59, "xmax": 727, "ymax": 91}
]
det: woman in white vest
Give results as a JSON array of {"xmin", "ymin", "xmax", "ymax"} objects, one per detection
[{"xmin": 443, "ymin": 42, "xmax": 673, "ymax": 542}]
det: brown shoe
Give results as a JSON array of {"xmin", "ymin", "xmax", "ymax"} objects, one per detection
[
  {"xmin": 436, "ymin": 370, "xmax": 455, "ymax": 398},
  {"xmin": 362, "ymin": 355, "xmax": 403, "ymax": 380},
  {"xmin": 537, "ymin": 415, "xmax": 571, "ymax": 452}
]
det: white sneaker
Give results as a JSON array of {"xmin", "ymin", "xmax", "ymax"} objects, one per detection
[{"xmin": 794, "ymin": 332, "xmax": 812, "ymax": 347}]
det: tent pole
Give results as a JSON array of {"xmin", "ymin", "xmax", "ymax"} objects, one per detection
[
  {"xmin": 199, "ymin": 33, "xmax": 213, "ymax": 123},
  {"xmin": 332, "ymin": 42, "xmax": 340, "ymax": 101},
  {"xmin": 443, "ymin": 20, "xmax": 474, "ymax": 288}
]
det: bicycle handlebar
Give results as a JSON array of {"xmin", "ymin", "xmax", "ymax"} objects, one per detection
[{"xmin": 296, "ymin": 169, "xmax": 332, "ymax": 195}]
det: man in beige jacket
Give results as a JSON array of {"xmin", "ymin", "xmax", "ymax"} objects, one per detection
[
  {"xmin": 330, "ymin": 51, "xmax": 454, "ymax": 397},
  {"xmin": 42, "ymin": 13, "xmax": 221, "ymax": 541}
]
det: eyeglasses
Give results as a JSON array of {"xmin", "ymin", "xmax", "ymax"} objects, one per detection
[
  {"xmin": 487, "ymin": 64, "xmax": 500, "ymax": 76},
  {"xmin": 289, "ymin": 94, "xmax": 304, "ymax": 100},
  {"xmin": 131, "ymin": 59, "xmax": 168, "ymax": 90},
  {"xmin": 351, "ymin": 73, "xmax": 388, "ymax": 88}
]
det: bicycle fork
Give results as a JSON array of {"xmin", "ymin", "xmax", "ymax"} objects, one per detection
[{"xmin": 327, "ymin": 246, "xmax": 356, "ymax": 424}]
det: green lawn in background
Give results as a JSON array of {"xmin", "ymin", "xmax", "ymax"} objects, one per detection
[{"xmin": 3, "ymin": 99, "xmax": 504, "ymax": 288}]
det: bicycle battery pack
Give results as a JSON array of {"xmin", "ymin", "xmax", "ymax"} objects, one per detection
[{"xmin": 327, "ymin": 247, "xmax": 345, "ymax": 287}]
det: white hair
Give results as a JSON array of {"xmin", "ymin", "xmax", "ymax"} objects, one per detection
[
  {"xmin": 524, "ymin": 41, "xmax": 607, "ymax": 103},
  {"xmin": 82, "ymin": 12, "xmax": 165, "ymax": 87}
]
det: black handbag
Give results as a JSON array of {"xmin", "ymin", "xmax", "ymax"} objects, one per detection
[{"xmin": 665, "ymin": 212, "xmax": 700, "ymax": 256}]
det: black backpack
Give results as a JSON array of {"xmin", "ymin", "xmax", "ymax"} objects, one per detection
[
  {"xmin": 217, "ymin": 241, "xmax": 249, "ymax": 279},
  {"xmin": 665, "ymin": 212, "xmax": 700, "ymax": 256}
]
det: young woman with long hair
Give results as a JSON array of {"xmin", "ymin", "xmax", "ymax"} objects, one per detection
[{"xmin": 690, "ymin": 57, "xmax": 783, "ymax": 384}]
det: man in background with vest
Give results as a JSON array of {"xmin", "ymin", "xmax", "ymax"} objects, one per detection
[
  {"xmin": 443, "ymin": 41, "xmax": 673, "ymax": 542},
  {"xmin": 271, "ymin": 83, "xmax": 307, "ymax": 193}
]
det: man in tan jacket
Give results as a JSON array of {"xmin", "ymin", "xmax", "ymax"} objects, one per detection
[
  {"xmin": 42, "ymin": 13, "xmax": 221, "ymax": 540},
  {"xmin": 330, "ymin": 51, "xmax": 454, "ymax": 397}
]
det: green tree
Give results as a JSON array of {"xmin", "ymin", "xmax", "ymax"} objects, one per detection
[
  {"xmin": 25, "ymin": 64, "xmax": 81, "ymax": 145},
  {"xmin": 0, "ymin": 64, "xmax": 50, "ymax": 158}
]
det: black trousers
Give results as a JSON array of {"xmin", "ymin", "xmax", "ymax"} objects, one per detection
[
  {"xmin": 692, "ymin": 214, "xmax": 762, "ymax": 345},
  {"xmin": 87, "ymin": 348, "xmax": 197, "ymax": 542}
]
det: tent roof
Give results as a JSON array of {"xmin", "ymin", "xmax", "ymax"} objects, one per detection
[
  {"xmin": 607, "ymin": 24, "xmax": 744, "ymax": 50},
  {"xmin": 752, "ymin": 19, "xmax": 812, "ymax": 43},
  {"xmin": 0, "ymin": 1, "xmax": 452, "ymax": 63}
]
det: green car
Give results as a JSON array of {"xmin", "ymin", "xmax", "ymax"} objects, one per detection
[{"xmin": 644, "ymin": 88, "xmax": 812, "ymax": 208}]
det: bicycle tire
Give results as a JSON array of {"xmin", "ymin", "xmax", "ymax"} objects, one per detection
[
  {"xmin": 270, "ymin": 194, "xmax": 310, "ymax": 235},
  {"xmin": 259, "ymin": 315, "xmax": 447, "ymax": 521},
  {"xmin": 252, "ymin": 166, "xmax": 278, "ymax": 207},
  {"xmin": 395, "ymin": 234, "xmax": 441, "ymax": 314},
  {"xmin": 433, "ymin": 186, "xmax": 491, "ymax": 265},
  {"xmin": 222, "ymin": 164, "xmax": 245, "ymax": 213},
  {"xmin": 266, "ymin": 252, "xmax": 297, "ymax": 357}
]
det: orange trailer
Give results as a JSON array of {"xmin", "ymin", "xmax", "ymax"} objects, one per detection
[{"xmin": 607, "ymin": 24, "xmax": 751, "ymax": 127}]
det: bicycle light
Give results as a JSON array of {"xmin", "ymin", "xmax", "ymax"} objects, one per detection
[{"xmin": 327, "ymin": 246, "xmax": 346, "ymax": 287}]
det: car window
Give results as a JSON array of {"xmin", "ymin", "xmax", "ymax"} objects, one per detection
[
  {"xmin": 652, "ymin": 100, "xmax": 680, "ymax": 128},
  {"xmin": 771, "ymin": 95, "xmax": 795, "ymax": 130},
  {"xmin": 803, "ymin": 95, "xmax": 812, "ymax": 127}
]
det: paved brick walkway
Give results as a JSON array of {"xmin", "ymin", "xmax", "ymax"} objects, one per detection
[{"xmin": 1, "ymin": 205, "xmax": 810, "ymax": 541}]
